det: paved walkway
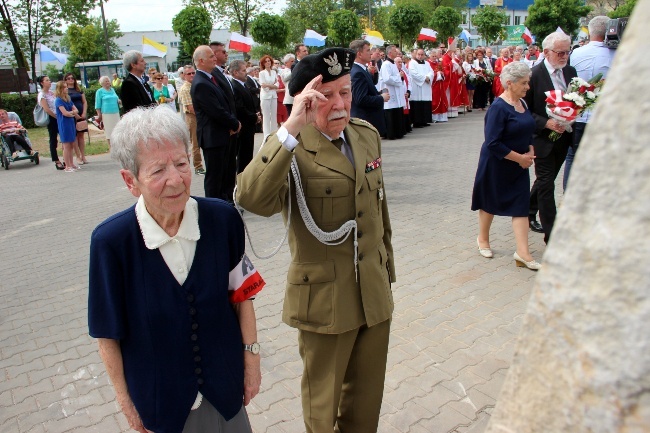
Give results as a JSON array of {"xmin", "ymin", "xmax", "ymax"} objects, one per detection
[{"xmin": 0, "ymin": 111, "xmax": 550, "ymax": 432}]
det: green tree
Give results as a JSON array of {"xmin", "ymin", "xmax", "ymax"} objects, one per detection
[
  {"xmin": 251, "ymin": 13, "xmax": 289, "ymax": 49},
  {"xmin": 43, "ymin": 63, "xmax": 62, "ymax": 81},
  {"xmin": 60, "ymin": 17, "xmax": 122, "ymax": 74},
  {"xmin": 250, "ymin": 44, "xmax": 287, "ymax": 60},
  {"xmin": 0, "ymin": 0, "xmax": 96, "ymax": 79},
  {"xmin": 472, "ymin": 5, "xmax": 507, "ymax": 44},
  {"xmin": 525, "ymin": 0, "xmax": 591, "ymax": 39},
  {"xmin": 172, "ymin": 6, "xmax": 213, "ymax": 59},
  {"xmin": 282, "ymin": 0, "xmax": 336, "ymax": 45},
  {"xmin": 609, "ymin": 0, "xmax": 636, "ymax": 18},
  {"xmin": 429, "ymin": 6, "xmax": 463, "ymax": 43},
  {"xmin": 327, "ymin": 9, "xmax": 362, "ymax": 47},
  {"xmin": 389, "ymin": 4, "xmax": 425, "ymax": 47},
  {"xmin": 188, "ymin": 0, "xmax": 269, "ymax": 37},
  {"xmin": 394, "ymin": 0, "xmax": 467, "ymax": 24},
  {"xmin": 371, "ymin": 5, "xmax": 396, "ymax": 42},
  {"xmin": 67, "ymin": 24, "xmax": 98, "ymax": 61},
  {"xmin": 176, "ymin": 43, "xmax": 192, "ymax": 67}
]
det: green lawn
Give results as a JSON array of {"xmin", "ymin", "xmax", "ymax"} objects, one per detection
[{"xmin": 27, "ymin": 127, "xmax": 110, "ymax": 158}]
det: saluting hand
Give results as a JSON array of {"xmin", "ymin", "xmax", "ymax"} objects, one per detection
[{"xmin": 283, "ymin": 74, "xmax": 327, "ymax": 137}]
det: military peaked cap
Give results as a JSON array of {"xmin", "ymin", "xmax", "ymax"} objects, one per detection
[{"xmin": 288, "ymin": 47, "xmax": 356, "ymax": 96}]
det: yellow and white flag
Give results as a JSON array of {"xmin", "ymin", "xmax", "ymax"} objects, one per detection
[{"xmin": 142, "ymin": 36, "xmax": 167, "ymax": 58}]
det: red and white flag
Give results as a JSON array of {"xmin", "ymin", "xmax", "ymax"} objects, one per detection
[
  {"xmin": 229, "ymin": 32, "xmax": 253, "ymax": 53},
  {"xmin": 522, "ymin": 27, "xmax": 533, "ymax": 44},
  {"xmin": 418, "ymin": 28, "xmax": 438, "ymax": 42},
  {"xmin": 229, "ymin": 254, "xmax": 265, "ymax": 302}
]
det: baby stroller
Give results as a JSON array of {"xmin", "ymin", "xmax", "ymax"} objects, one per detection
[{"xmin": 0, "ymin": 112, "xmax": 39, "ymax": 170}]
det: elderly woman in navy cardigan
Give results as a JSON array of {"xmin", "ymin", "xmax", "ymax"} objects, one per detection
[{"xmin": 88, "ymin": 106, "xmax": 265, "ymax": 433}]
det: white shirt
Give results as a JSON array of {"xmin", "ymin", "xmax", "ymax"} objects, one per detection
[
  {"xmin": 570, "ymin": 41, "xmax": 615, "ymax": 122},
  {"xmin": 135, "ymin": 195, "xmax": 205, "ymax": 410},
  {"xmin": 408, "ymin": 59, "xmax": 434, "ymax": 102},
  {"xmin": 544, "ymin": 59, "xmax": 566, "ymax": 91},
  {"xmin": 379, "ymin": 59, "xmax": 404, "ymax": 109}
]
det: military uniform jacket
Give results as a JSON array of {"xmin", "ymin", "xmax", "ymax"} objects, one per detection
[{"xmin": 236, "ymin": 119, "xmax": 395, "ymax": 334}]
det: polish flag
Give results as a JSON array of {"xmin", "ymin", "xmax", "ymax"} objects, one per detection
[
  {"xmin": 522, "ymin": 27, "xmax": 533, "ymax": 44},
  {"xmin": 229, "ymin": 254, "xmax": 265, "ymax": 303},
  {"xmin": 229, "ymin": 32, "xmax": 253, "ymax": 53},
  {"xmin": 418, "ymin": 28, "xmax": 438, "ymax": 42}
]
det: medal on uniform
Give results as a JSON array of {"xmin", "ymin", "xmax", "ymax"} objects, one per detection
[{"xmin": 378, "ymin": 188, "xmax": 384, "ymax": 201}]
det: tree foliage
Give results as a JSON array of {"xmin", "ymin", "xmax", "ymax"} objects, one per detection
[
  {"xmin": 389, "ymin": 4, "xmax": 425, "ymax": 47},
  {"xmin": 525, "ymin": 0, "xmax": 591, "ymax": 39},
  {"xmin": 282, "ymin": 0, "xmax": 336, "ymax": 45},
  {"xmin": 428, "ymin": 6, "xmax": 463, "ymax": 43},
  {"xmin": 0, "ymin": 0, "xmax": 96, "ymax": 79},
  {"xmin": 326, "ymin": 9, "xmax": 362, "ymax": 47},
  {"xmin": 251, "ymin": 13, "xmax": 289, "ymax": 49},
  {"xmin": 472, "ymin": 6, "xmax": 507, "ymax": 44},
  {"xmin": 172, "ymin": 6, "xmax": 213, "ymax": 60},
  {"xmin": 60, "ymin": 17, "xmax": 122, "ymax": 73},
  {"xmin": 188, "ymin": 0, "xmax": 269, "ymax": 37},
  {"xmin": 394, "ymin": 0, "xmax": 467, "ymax": 24},
  {"xmin": 609, "ymin": 0, "xmax": 636, "ymax": 18},
  {"xmin": 250, "ymin": 43, "xmax": 287, "ymax": 60}
]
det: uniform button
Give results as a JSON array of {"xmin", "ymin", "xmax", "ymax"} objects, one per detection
[
  {"xmin": 359, "ymin": 253, "xmax": 364, "ymax": 261},
  {"xmin": 261, "ymin": 155, "xmax": 268, "ymax": 163},
  {"xmin": 191, "ymin": 323, "xmax": 199, "ymax": 330},
  {"xmin": 189, "ymin": 307, "xmax": 196, "ymax": 315},
  {"xmin": 195, "ymin": 368, "xmax": 202, "ymax": 375},
  {"xmin": 197, "ymin": 378, "xmax": 204, "ymax": 385},
  {"xmin": 378, "ymin": 179, "xmax": 381, "ymax": 185},
  {"xmin": 193, "ymin": 345, "xmax": 200, "ymax": 352},
  {"xmin": 325, "ymin": 187, "xmax": 332, "ymax": 194},
  {"xmin": 303, "ymin": 275, "xmax": 309, "ymax": 282},
  {"xmin": 187, "ymin": 294, "xmax": 194, "ymax": 303},
  {"xmin": 358, "ymin": 211, "xmax": 364, "ymax": 218},
  {"xmin": 357, "ymin": 231, "xmax": 363, "ymax": 238},
  {"xmin": 178, "ymin": 268, "xmax": 186, "ymax": 274},
  {"xmin": 191, "ymin": 334, "xmax": 198, "ymax": 341},
  {"xmin": 194, "ymin": 355, "xmax": 202, "ymax": 363}
]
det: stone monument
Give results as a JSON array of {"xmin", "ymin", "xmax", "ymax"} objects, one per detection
[{"xmin": 484, "ymin": 3, "xmax": 650, "ymax": 432}]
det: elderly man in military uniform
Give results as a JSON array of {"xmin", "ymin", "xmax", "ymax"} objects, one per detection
[{"xmin": 236, "ymin": 48, "xmax": 395, "ymax": 433}]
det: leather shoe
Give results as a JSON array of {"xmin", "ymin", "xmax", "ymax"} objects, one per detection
[{"xmin": 529, "ymin": 220, "xmax": 544, "ymax": 233}]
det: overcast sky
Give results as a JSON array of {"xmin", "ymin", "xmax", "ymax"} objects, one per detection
[{"xmin": 91, "ymin": 0, "xmax": 286, "ymax": 33}]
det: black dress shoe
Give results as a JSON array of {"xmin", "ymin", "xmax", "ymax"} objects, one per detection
[{"xmin": 529, "ymin": 220, "xmax": 544, "ymax": 233}]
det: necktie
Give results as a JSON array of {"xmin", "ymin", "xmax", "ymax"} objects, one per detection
[
  {"xmin": 331, "ymin": 138, "xmax": 343, "ymax": 151},
  {"xmin": 554, "ymin": 69, "xmax": 566, "ymax": 92},
  {"xmin": 211, "ymin": 76, "xmax": 218, "ymax": 86}
]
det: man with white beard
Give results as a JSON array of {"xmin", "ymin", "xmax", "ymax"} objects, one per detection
[{"xmin": 408, "ymin": 48, "xmax": 434, "ymax": 127}]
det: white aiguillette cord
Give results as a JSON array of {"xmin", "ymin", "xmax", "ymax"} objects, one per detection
[{"xmin": 234, "ymin": 155, "xmax": 359, "ymax": 281}]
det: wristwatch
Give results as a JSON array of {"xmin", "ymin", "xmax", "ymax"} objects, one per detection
[{"xmin": 243, "ymin": 342, "xmax": 260, "ymax": 355}]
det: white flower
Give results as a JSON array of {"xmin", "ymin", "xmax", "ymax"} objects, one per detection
[
  {"xmin": 586, "ymin": 91, "xmax": 596, "ymax": 99},
  {"xmin": 574, "ymin": 96, "xmax": 586, "ymax": 106}
]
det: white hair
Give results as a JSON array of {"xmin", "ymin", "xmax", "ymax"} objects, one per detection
[
  {"xmin": 111, "ymin": 105, "xmax": 190, "ymax": 177},
  {"xmin": 542, "ymin": 32, "xmax": 572, "ymax": 50},
  {"xmin": 122, "ymin": 50, "xmax": 142, "ymax": 72},
  {"xmin": 500, "ymin": 61, "xmax": 531, "ymax": 87},
  {"xmin": 283, "ymin": 53, "xmax": 295, "ymax": 63},
  {"xmin": 589, "ymin": 16, "xmax": 610, "ymax": 40},
  {"xmin": 99, "ymin": 76, "xmax": 110, "ymax": 85}
]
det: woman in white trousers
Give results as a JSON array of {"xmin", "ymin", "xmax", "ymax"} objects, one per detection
[{"xmin": 258, "ymin": 55, "xmax": 278, "ymax": 140}]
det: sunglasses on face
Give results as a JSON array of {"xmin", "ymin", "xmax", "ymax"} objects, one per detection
[
  {"xmin": 551, "ymin": 50, "xmax": 570, "ymax": 57},
  {"xmin": 185, "ymin": 72, "xmax": 196, "ymax": 75}
]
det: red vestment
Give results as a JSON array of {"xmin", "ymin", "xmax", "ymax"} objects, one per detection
[
  {"xmin": 428, "ymin": 60, "xmax": 448, "ymax": 115},
  {"xmin": 492, "ymin": 57, "xmax": 512, "ymax": 97}
]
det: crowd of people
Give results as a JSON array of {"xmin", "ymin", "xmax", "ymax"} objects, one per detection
[{"xmin": 80, "ymin": 15, "xmax": 620, "ymax": 433}]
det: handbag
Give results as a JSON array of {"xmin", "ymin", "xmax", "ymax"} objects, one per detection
[
  {"xmin": 33, "ymin": 102, "xmax": 49, "ymax": 127},
  {"xmin": 76, "ymin": 119, "xmax": 88, "ymax": 131}
]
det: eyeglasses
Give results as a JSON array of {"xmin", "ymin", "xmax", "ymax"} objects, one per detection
[
  {"xmin": 185, "ymin": 72, "xmax": 196, "ymax": 75},
  {"xmin": 155, "ymin": 77, "xmax": 163, "ymax": 80},
  {"xmin": 65, "ymin": 77, "xmax": 75, "ymax": 80},
  {"xmin": 550, "ymin": 50, "xmax": 570, "ymax": 57}
]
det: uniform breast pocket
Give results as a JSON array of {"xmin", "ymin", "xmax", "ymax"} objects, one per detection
[
  {"xmin": 286, "ymin": 261, "xmax": 336, "ymax": 326},
  {"xmin": 365, "ymin": 169, "xmax": 384, "ymax": 218},
  {"xmin": 306, "ymin": 177, "xmax": 352, "ymax": 227}
]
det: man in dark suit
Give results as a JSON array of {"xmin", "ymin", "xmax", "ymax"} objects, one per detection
[
  {"xmin": 120, "ymin": 50, "xmax": 154, "ymax": 113},
  {"xmin": 292, "ymin": 44, "xmax": 309, "ymax": 71},
  {"xmin": 349, "ymin": 39, "xmax": 388, "ymax": 136},
  {"xmin": 208, "ymin": 41, "xmax": 239, "ymax": 203},
  {"xmin": 525, "ymin": 32, "xmax": 577, "ymax": 244},
  {"xmin": 245, "ymin": 68, "xmax": 262, "ymax": 134},
  {"xmin": 230, "ymin": 59, "xmax": 260, "ymax": 174},
  {"xmin": 191, "ymin": 45, "xmax": 241, "ymax": 200}
]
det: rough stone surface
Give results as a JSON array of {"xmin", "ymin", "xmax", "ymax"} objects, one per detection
[{"xmin": 485, "ymin": 5, "xmax": 650, "ymax": 433}]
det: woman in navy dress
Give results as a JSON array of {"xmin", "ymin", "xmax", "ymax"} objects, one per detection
[
  {"xmin": 471, "ymin": 62, "xmax": 541, "ymax": 270},
  {"xmin": 64, "ymin": 73, "xmax": 88, "ymax": 165},
  {"xmin": 54, "ymin": 81, "xmax": 80, "ymax": 173}
]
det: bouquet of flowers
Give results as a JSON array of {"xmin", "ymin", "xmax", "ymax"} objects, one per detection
[
  {"xmin": 469, "ymin": 68, "xmax": 491, "ymax": 86},
  {"xmin": 544, "ymin": 74, "xmax": 603, "ymax": 141},
  {"xmin": 484, "ymin": 69, "xmax": 495, "ymax": 83}
]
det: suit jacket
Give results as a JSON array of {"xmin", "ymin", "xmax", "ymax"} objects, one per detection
[
  {"xmin": 121, "ymin": 73, "xmax": 154, "ymax": 113},
  {"xmin": 191, "ymin": 70, "xmax": 240, "ymax": 150},
  {"xmin": 245, "ymin": 76, "xmax": 261, "ymax": 112},
  {"xmin": 524, "ymin": 62, "xmax": 578, "ymax": 158},
  {"xmin": 233, "ymin": 79, "xmax": 258, "ymax": 132},
  {"xmin": 236, "ymin": 119, "xmax": 395, "ymax": 334},
  {"xmin": 350, "ymin": 63, "xmax": 386, "ymax": 136},
  {"xmin": 211, "ymin": 67, "xmax": 236, "ymax": 115}
]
